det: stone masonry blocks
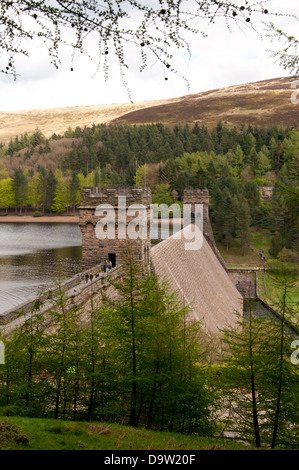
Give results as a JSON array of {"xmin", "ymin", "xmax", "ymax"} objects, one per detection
[{"xmin": 79, "ymin": 186, "xmax": 152, "ymax": 271}]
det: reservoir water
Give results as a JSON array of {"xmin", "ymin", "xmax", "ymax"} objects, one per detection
[
  {"xmin": 0, "ymin": 223, "xmax": 82, "ymax": 314},
  {"xmin": 0, "ymin": 221, "xmax": 180, "ymax": 315}
]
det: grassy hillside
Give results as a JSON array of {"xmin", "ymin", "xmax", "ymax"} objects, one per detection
[
  {"xmin": 106, "ymin": 77, "xmax": 299, "ymax": 129},
  {"xmin": 0, "ymin": 99, "xmax": 177, "ymax": 144},
  {"xmin": 0, "ymin": 77, "xmax": 297, "ymax": 144},
  {"xmin": 0, "ymin": 416, "xmax": 248, "ymax": 451}
]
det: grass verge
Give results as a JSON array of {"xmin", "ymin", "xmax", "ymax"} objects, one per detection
[{"xmin": 0, "ymin": 416, "xmax": 249, "ymax": 451}]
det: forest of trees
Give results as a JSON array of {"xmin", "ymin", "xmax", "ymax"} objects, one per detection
[
  {"xmin": 0, "ymin": 121, "xmax": 298, "ymax": 258},
  {"xmin": 0, "ymin": 121, "xmax": 298, "ymax": 448},
  {"xmin": 0, "ymin": 248, "xmax": 298, "ymax": 448}
]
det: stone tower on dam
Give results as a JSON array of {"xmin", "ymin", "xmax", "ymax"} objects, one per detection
[
  {"xmin": 78, "ymin": 186, "xmax": 152, "ymax": 270},
  {"xmin": 183, "ymin": 188, "xmax": 227, "ymax": 270},
  {"xmin": 183, "ymin": 188, "xmax": 210, "ymax": 235}
]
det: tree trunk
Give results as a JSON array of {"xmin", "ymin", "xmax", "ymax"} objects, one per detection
[
  {"xmin": 271, "ymin": 278, "xmax": 287, "ymax": 449},
  {"xmin": 249, "ymin": 305, "xmax": 261, "ymax": 447}
]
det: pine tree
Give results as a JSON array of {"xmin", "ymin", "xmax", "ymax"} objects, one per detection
[
  {"xmin": 221, "ymin": 188, "xmax": 236, "ymax": 250},
  {"xmin": 255, "ymin": 150, "xmax": 271, "ymax": 176},
  {"xmin": 235, "ymin": 195, "xmax": 251, "ymax": 255},
  {"xmin": 13, "ymin": 168, "xmax": 27, "ymax": 214},
  {"xmin": 231, "ymin": 144, "xmax": 244, "ymax": 179},
  {"xmin": 69, "ymin": 171, "xmax": 80, "ymax": 212},
  {"xmin": 96, "ymin": 245, "xmax": 213, "ymax": 432},
  {"xmin": 0, "ymin": 296, "xmax": 50, "ymax": 414},
  {"xmin": 220, "ymin": 285, "xmax": 299, "ymax": 449},
  {"xmin": 46, "ymin": 283, "xmax": 83, "ymax": 419},
  {"xmin": 243, "ymin": 180, "xmax": 260, "ymax": 220}
]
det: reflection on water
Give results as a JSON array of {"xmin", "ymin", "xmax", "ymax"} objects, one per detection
[{"xmin": 0, "ymin": 223, "xmax": 82, "ymax": 314}]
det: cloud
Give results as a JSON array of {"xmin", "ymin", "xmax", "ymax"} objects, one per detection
[{"xmin": 0, "ymin": 0, "xmax": 298, "ymax": 111}]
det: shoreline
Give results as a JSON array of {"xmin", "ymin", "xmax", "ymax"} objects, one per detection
[
  {"xmin": 0, "ymin": 215, "xmax": 184, "ymax": 225},
  {"xmin": 0, "ymin": 215, "xmax": 80, "ymax": 223}
]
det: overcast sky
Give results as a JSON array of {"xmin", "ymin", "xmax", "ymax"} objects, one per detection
[{"xmin": 0, "ymin": 0, "xmax": 298, "ymax": 112}]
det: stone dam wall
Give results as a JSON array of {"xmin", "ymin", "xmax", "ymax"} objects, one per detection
[
  {"xmin": 1, "ymin": 246, "xmax": 298, "ymax": 339},
  {"xmin": 0, "ymin": 264, "xmax": 120, "ymax": 334},
  {"xmin": 1, "ymin": 185, "xmax": 297, "ymax": 338}
]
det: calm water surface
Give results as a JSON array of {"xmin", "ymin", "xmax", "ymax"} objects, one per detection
[
  {"xmin": 0, "ymin": 221, "xmax": 181, "ymax": 315},
  {"xmin": 0, "ymin": 223, "xmax": 82, "ymax": 314}
]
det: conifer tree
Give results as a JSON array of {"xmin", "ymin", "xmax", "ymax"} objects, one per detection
[
  {"xmin": 235, "ymin": 195, "xmax": 251, "ymax": 255},
  {"xmin": 220, "ymin": 283, "xmax": 299, "ymax": 448},
  {"xmin": 46, "ymin": 283, "xmax": 83, "ymax": 419},
  {"xmin": 96, "ymin": 245, "xmax": 213, "ymax": 432},
  {"xmin": 0, "ymin": 296, "xmax": 50, "ymax": 414},
  {"xmin": 13, "ymin": 168, "xmax": 27, "ymax": 214}
]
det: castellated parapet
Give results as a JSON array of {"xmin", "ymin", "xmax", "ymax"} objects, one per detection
[
  {"xmin": 80, "ymin": 186, "xmax": 152, "ymax": 208},
  {"xmin": 79, "ymin": 186, "xmax": 152, "ymax": 271},
  {"xmin": 183, "ymin": 188, "xmax": 209, "ymax": 203}
]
